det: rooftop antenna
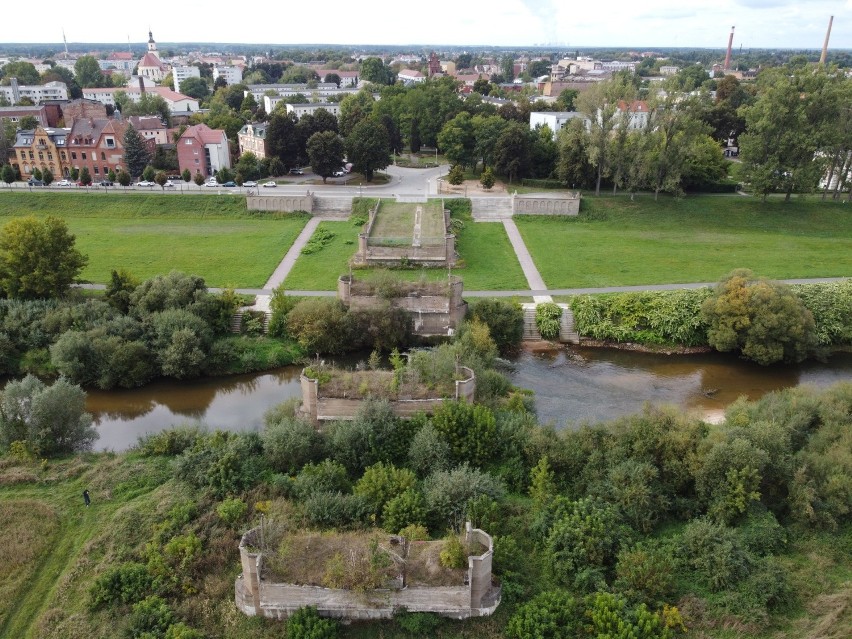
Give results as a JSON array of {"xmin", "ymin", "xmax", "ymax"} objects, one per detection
[{"xmin": 819, "ymin": 15, "xmax": 834, "ymax": 65}]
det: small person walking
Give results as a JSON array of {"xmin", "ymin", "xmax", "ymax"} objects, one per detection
[{"xmin": 83, "ymin": 489, "xmax": 91, "ymax": 507}]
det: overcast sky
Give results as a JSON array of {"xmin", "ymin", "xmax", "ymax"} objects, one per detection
[{"xmin": 1, "ymin": 0, "xmax": 849, "ymax": 50}]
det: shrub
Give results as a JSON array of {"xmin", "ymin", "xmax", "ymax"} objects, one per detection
[
  {"xmin": 138, "ymin": 426, "xmax": 204, "ymax": 457},
  {"xmin": 791, "ymin": 279, "xmax": 852, "ymax": 347},
  {"xmin": 614, "ymin": 541, "xmax": 675, "ymax": 606},
  {"xmin": 678, "ymin": 518, "xmax": 752, "ymax": 592},
  {"xmin": 300, "ymin": 227, "xmax": 336, "ymax": 254},
  {"xmin": 267, "ymin": 283, "xmax": 298, "ymax": 337},
  {"xmin": 431, "ymin": 401, "xmax": 497, "ymax": 467},
  {"xmin": 448, "ymin": 164, "xmax": 464, "ymax": 185},
  {"xmin": 89, "ymin": 562, "xmax": 152, "ymax": 609},
  {"xmin": 292, "ymin": 459, "xmax": 352, "ymax": 499},
  {"xmin": 423, "ymin": 464, "xmax": 504, "ymax": 531},
  {"xmin": 439, "ymin": 534, "xmax": 467, "ymax": 569},
  {"xmin": 217, "ymin": 497, "xmax": 248, "ymax": 526},
  {"xmin": 354, "ymin": 462, "xmax": 417, "ymax": 519},
  {"xmin": 262, "ymin": 415, "xmax": 324, "ymax": 474},
  {"xmin": 535, "ymin": 302, "xmax": 562, "ymax": 340},
  {"xmin": 506, "ymin": 590, "xmax": 583, "ymax": 639},
  {"xmin": 347, "ymin": 305, "xmax": 412, "ymax": 352},
  {"xmin": 701, "ymin": 269, "xmax": 816, "ymax": 365},
  {"xmin": 164, "ymin": 623, "xmax": 205, "ymax": 639},
  {"xmin": 286, "ymin": 298, "xmax": 351, "ymax": 354},
  {"xmin": 287, "ymin": 606, "xmax": 338, "ymax": 639},
  {"xmin": 398, "ymin": 524, "xmax": 430, "ymax": 541},
  {"xmin": 325, "ymin": 418, "xmax": 374, "ymax": 474},
  {"xmin": 125, "ymin": 595, "xmax": 174, "ymax": 638},
  {"xmin": 468, "ymin": 298, "xmax": 524, "ymax": 354},
  {"xmin": 129, "ymin": 271, "xmax": 208, "ymax": 316},
  {"xmin": 303, "ymin": 492, "xmax": 370, "ymax": 529},
  {"xmin": 394, "ymin": 608, "xmax": 442, "ymax": 634},
  {"xmin": 382, "ymin": 488, "xmax": 427, "ymax": 533},
  {"xmin": 408, "ymin": 423, "xmax": 451, "ymax": 477}
]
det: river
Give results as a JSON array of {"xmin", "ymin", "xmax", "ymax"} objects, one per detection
[{"xmin": 83, "ymin": 347, "xmax": 852, "ymax": 451}]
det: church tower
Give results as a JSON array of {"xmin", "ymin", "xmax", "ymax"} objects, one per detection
[{"xmin": 148, "ymin": 29, "xmax": 157, "ymax": 53}]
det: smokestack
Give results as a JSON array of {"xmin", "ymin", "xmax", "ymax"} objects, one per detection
[
  {"xmin": 820, "ymin": 15, "xmax": 834, "ymax": 65},
  {"xmin": 724, "ymin": 26, "xmax": 735, "ymax": 71}
]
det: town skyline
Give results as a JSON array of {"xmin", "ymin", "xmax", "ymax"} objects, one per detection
[{"xmin": 0, "ymin": 0, "xmax": 849, "ymax": 50}]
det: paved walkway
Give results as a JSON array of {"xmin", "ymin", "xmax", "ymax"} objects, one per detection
[
  {"xmin": 263, "ymin": 216, "xmax": 323, "ymax": 290},
  {"xmin": 501, "ymin": 219, "xmax": 552, "ymax": 303}
]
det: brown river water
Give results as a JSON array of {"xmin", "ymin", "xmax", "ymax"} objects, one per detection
[{"xmin": 84, "ymin": 348, "xmax": 852, "ymax": 451}]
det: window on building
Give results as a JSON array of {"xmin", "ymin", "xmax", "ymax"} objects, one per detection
[
  {"xmin": 103, "ymin": 166, "xmax": 108, "ymax": 176},
  {"xmin": 60, "ymin": 152, "xmax": 66, "ymax": 160},
  {"xmin": 101, "ymin": 152, "xmax": 106, "ymax": 161},
  {"xmin": 184, "ymin": 139, "xmax": 193, "ymax": 145},
  {"xmin": 105, "ymin": 137, "xmax": 115, "ymax": 148},
  {"xmin": 71, "ymin": 152, "xmax": 77, "ymax": 160},
  {"xmin": 194, "ymin": 158, "xmax": 199, "ymax": 164},
  {"xmin": 94, "ymin": 166, "xmax": 99, "ymax": 174},
  {"xmin": 82, "ymin": 152, "xmax": 87, "ymax": 160}
]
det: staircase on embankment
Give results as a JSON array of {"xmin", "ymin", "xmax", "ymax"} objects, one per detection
[
  {"xmin": 230, "ymin": 310, "xmax": 271, "ymax": 334},
  {"xmin": 471, "ymin": 197, "xmax": 513, "ymax": 220},
  {"xmin": 521, "ymin": 303, "xmax": 580, "ymax": 344},
  {"xmin": 313, "ymin": 196, "xmax": 354, "ymax": 218}
]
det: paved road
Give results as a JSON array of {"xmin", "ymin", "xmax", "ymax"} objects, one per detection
[{"xmin": 3, "ymin": 164, "xmax": 448, "ymax": 198}]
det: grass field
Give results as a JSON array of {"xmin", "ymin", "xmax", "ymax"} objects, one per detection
[
  {"xmin": 0, "ymin": 193, "xmax": 310, "ymax": 287},
  {"xmin": 369, "ymin": 201, "xmax": 445, "ymax": 243},
  {"xmin": 515, "ymin": 195, "xmax": 852, "ymax": 288},
  {"xmin": 283, "ymin": 200, "xmax": 528, "ymax": 291}
]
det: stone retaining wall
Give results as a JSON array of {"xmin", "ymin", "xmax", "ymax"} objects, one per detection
[
  {"xmin": 246, "ymin": 194, "xmax": 314, "ymax": 212},
  {"xmin": 513, "ymin": 193, "xmax": 580, "ymax": 216}
]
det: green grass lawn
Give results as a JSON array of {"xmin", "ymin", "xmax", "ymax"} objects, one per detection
[
  {"xmin": 0, "ymin": 192, "xmax": 310, "ymax": 287},
  {"xmin": 370, "ymin": 201, "xmax": 445, "ymax": 243},
  {"xmin": 516, "ymin": 195, "xmax": 852, "ymax": 288},
  {"xmin": 283, "ymin": 220, "xmax": 360, "ymax": 290},
  {"xmin": 283, "ymin": 201, "xmax": 528, "ymax": 291}
]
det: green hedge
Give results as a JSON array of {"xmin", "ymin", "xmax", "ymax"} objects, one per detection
[
  {"xmin": 685, "ymin": 181, "xmax": 740, "ymax": 194},
  {"xmin": 570, "ymin": 288, "xmax": 714, "ymax": 346},
  {"xmin": 569, "ymin": 280, "xmax": 852, "ymax": 349}
]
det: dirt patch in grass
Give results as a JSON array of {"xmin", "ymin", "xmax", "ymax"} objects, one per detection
[{"xmin": 405, "ymin": 540, "xmax": 466, "ymax": 587}]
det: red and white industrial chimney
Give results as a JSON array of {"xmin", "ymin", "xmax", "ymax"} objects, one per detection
[
  {"xmin": 724, "ymin": 26, "xmax": 735, "ymax": 71},
  {"xmin": 819, "ymin": 15, "xmax": 834, "ymax": 65}
]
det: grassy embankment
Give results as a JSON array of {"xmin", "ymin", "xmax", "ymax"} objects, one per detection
[
  {"xmin": 516, "ymin": 195, "xmax": 852, "ymax": 289},
  {"xmin": 0, "ymin": 192, "xmax": 310, "ymax": 288},
  {"xmin": 283, "ymin": 198, "xmax": 528, "ymax": 291}
]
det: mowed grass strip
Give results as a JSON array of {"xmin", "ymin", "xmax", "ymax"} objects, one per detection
[
  {"xmin": 284, "ymin": 220, "xmax": 360, "ymax": 290},
  {"xmin": 515, "ymin": 195, "xmax": 852, "ymax": 288},
  {"xmin": 0, "ymin": 192, "xmax": 310, "ymax": 287}
]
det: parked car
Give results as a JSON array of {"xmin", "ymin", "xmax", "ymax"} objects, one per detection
[
  {"xmin": 222, "ymin": 181, "xmax": 236, "ymax": 187},
  {"xmin": 55, "ymin": 179, "xmax": 73, "ymax": 187},
  {"xmin": 27, "ymin": 178, "xmax": 45, "ymax": 186},
  {"xmin": 243, "ymin": 180, "xmax": 257, "ymax": 187},
  {"xmin": 261, "ymin": 180, "xmax": 277, "ymax": 188},
  {"xmin": 164, "ymin": 180, "xmax": 176, "ymax": 187},
  {"xmin": 289, "ymin": 168, "xmax": 304, "ymax": 175},
  {"xmin": 205, "ymin": 179, "xmax": 219, "ymax": 187},
  {"xmin": 98, "ymin": 180, "xmax": 113, "ymax": 187},
  {"xmin": 332, "ymin": 170, "xmax": 345, "ymax": 177},
  {"xmin": 136, "ymin": 180, "xmax": 155, "ymax": 187}
]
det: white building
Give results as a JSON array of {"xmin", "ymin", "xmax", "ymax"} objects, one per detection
[
  {"xmin": 284, "ymin": 102, "xmax": 341, "ymax": 119},
  {"xmin": 0, "ymin": 79, "xmax": 68, "ymax": 104},
  {"xmin": 81, "ymin": 86, "xmax": 199, "ymax": 114},
  {"xmin": 173, "ymin": 65, "xmax": 202, "ymax": 93},
  {"xmin": 213, "ymin": 65, "xmax": 243, "ymax": 85},
  {"xmin": 398, "ymin": 69, "xmax": 425, "ymax": 84},
  {"xmin": 660, "ymin": 65, "xmax": 679, "ymax": 76},
  {"xmin": 246, "ymin": 82, "xmax": 355, "ymax": 102},
  {"xmin": 616, "ymin": 100, "xmax": 650, "ymax": 130},
  {"xmin": 529, "ymin": 111, "xmax": 590, "ymax": 138}
]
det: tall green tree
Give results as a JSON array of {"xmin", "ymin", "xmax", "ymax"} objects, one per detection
[
  {"xmin": 179, "ymin": 77, "xmax": 209, "ymax": 100},
  {"xmin": 0, "ymin": 216, "xmax": 88, "ymax": 299},
  {"xmin": 437, "ymin": 112, "xmax": 477, "ymax": 170},
  {"xmin": 360, "ymin": 57, "xmax": 395, "ymax": 85},
  {"xmin": 123, "ymin": 124, "xmax": 151, "ymax": 179},
  {"xmin": 0, "ymin": 61, "xmax": 40, "ymax": 85},
  {"xmin": 307, "ymin": 131, "xmax": 345, "ymax": 183},
  {"xmin": 1, "ymin": 164, "xmax": 14, "ymax": 187},
  {"xmin": 494, "ymin": 121, "xmax": 531, "ymax": 183},
  {"xmin": 339, "ymin": 89, "xmax": 375, "ymax": 137},
  {"xmin": 74, "ymin": 55, "xmax": 104, "ymax": 88},
  {"xmin": 265, "ymin": 111, "xmax": 300, "ymax": 169},
  {"xmin": 345, "ymin": 118, "xmax": 390, "ymax": 182}
]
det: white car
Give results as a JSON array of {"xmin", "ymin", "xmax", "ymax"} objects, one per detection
[
  {"xmin": 136, "ymin": 181, "xmax": 155, "ymax": 187},
  {"xmin": 243, "ymin": 181, "xmax": 258, "ymax": 187},
  {"xmin": 56, "ymin": 179, "xmax": 73, "ymax": 187},
  {"xmin": 261, "ymin": 181, "xmax": 277, "ymax": 188},
  {"xmin": 332, "ymin": 170, "xmax": 345, "ymax": 177},
  {"xmin": 164, "ymin": 180, "xmax": 176, "ymax": 188},
  {"xmin": 205, "ymin": 180, "xmax": 219, "ymax": 187}
]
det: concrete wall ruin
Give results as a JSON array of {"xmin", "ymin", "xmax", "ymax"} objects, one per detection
[
  {"xmin": 246, "ymin": 194, "xmax": 314, "ymax": 213},
  {"xmin": 299, "ymin": 366, "xmax": 475, "ymax": 423},
  {"xmin": 235, "ymin": 523, "xmax": 499, "ymax": 621}
]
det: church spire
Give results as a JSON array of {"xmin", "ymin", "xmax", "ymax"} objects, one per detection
[{"xmin": 147, "ymin": 28, "xmax": 157, "ymax": 53}]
